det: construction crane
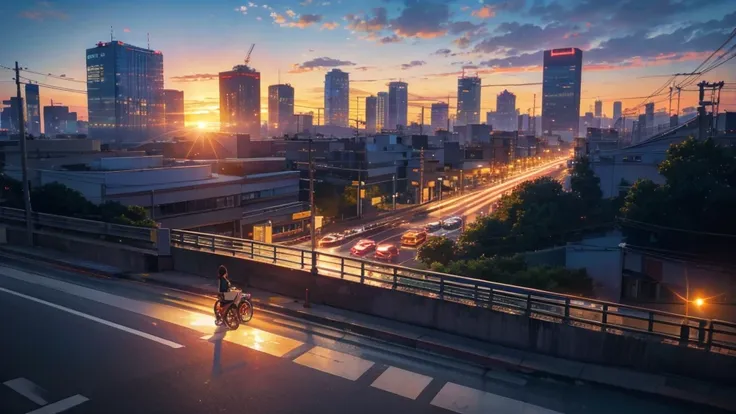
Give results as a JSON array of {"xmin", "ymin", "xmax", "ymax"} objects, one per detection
[{"xmin": 244, "ymin": 43, "xmax": 255, "ymax": 66}]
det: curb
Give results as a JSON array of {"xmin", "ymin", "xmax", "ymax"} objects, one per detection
[{"xmin": 0, "ymin": 248, "xmax": 729, "ymax": 411}]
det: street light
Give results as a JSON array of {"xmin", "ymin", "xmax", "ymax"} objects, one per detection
[{"xmin": 694, "ymin": 297, "xmax": 705, "ymax": 308}]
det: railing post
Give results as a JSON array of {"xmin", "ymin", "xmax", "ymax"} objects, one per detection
[
  {"xmin": 301, "ymin": 250, "xmax": 305, "ymax": 269},
  {"xmin": 698, "ymin": 319, "xmax": 706, "ymax": 346},
  {"xmin": 648, "ymin": 312, "xmax": 654, "ymax": 333},
  {"xmin": 211, "ymin": 236, "xmax": 216, "ymax": 252},
  {"xmin": 488, "ymin": 288, "xmax": 494, "ymax": 307},
  {"xmin": 340, "ymin": 258, "xmax": 345, "ymax": 279},
  {"xmin": 360, "ymin": 262, "xmax": 365, "ymax": 284},
  {"xmin": 195, "ymin": 234, "xmax": 200, "ymax": 248},
  {"xmin": 393, "ymin": 268, "xmax": 398, "ymax": 290},
  {"xmin": 273, "ymin": 246, "xmax": 277, "ymax": 263},
  {"xmin": 564, "ymin": 298, "xmax": 570, "ymax": 321},
  {"xmin": 439, "ymin": 277, "xmax": 445, "ymax": 300},
  {"xmin": 526, "ymin": 294, "xmax": 532, "ymax": 315},
  {"xmin": 602, "ymin": 304, "xmax": 608, "ymax": 326},
  {"xmin": 705, "ymin": 321, "xmax": 713, "ymax": 351}
]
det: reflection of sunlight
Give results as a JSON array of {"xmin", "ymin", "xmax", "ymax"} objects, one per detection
[
  {"xmin": 189, "ymin": 313, "xmax": 213, "ymax": 327},
  {"xmin": 197, "ymin": 121, "xmax": 207, "ymax": 130}
]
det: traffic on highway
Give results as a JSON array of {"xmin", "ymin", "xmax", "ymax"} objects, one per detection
[{"xmin": 308, "ymin": 159, "xmax": 570, "ymax": 268}]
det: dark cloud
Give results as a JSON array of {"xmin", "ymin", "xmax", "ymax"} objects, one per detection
[
  {"xmin": 448, "ymin": 21, "xmax": 485, "ymax": 35},
  {"xmin": 474, "ymin": 22, "xmax": 581, "ymax": 54},
  {"xmin": 289, "ymin": 57, "xmax": 356, "ymax": 73},
  {"xmin": 390, "ymin": 0, "xmax": 451, "ymax": 39},
  {"xmin": 344, "ymin": 7, "xmax": 388, "ymax": 33},
  {"xmin": 380, "ymin": 34, "xmax": 402, "ymax": 44},
  {"xmin": 400, "ymin": 60, "xmax": 426, "ymax": 70},
  {"xmin": 288, "ymin": 13, "xmax": 322, "ymax": 28},
  {"xmin": 433, "ymin": 48, "xmax": 452, "ymax": 56},
  {"xmin": 170, "ymin": 73, "xmax": 219, "ymax": 82}
]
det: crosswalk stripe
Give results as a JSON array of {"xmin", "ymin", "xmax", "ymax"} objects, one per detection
[
  {"xmin": 294, "ymin": 346, "xmax": 375, "ymax": 381},
  {"xmin": 370, "ymin": 366, "xmax": 433, "ymax": 400},
  {"xmin": 431, "ymin": 382, "xmax": 563, "ymax": 414}
]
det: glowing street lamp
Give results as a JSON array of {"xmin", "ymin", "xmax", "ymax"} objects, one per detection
[{"xmin": 694, "ymin": 297, "xmax": 705, "ymax": 308}]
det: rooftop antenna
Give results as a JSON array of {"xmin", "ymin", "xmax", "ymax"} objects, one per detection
[
  {"xmin": 110, "ymin": 26, "xmax": 113, "ymax": 42},
  {"xmin": 278, "ymin": 69, "xmax": 281, "ymax": 85},
  {"xmin": 147, "ymin": 32, "xmax": 150, "ymax": 50}
]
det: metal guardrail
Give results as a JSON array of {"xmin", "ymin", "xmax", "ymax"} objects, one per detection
[
  {"xmin": 0, "ymin": 206, "xmax": 157, "ymax": 248},
  {"xmin": 171, "ymin": 229, "xmax": 736, "ymax": 355}
]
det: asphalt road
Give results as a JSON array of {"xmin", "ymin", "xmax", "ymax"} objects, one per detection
[
  {"xmin": 317, "ymin": 162, "xmax": 570, "ymax": 268},
  {"xmin": 0, "ymin": 257, "xmax": 711, "ymax": 414}
]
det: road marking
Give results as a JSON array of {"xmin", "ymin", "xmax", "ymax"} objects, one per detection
[
  {"xmin": 431, "ymin": 382, "xmax": 563, "ymax": 414},
  {"xmin": 294, "ymin": 346, "xmax": 374, "ymax": 381},
  {"xmin": 0, "ymin": 266, "xmax": 303, "ymax": 357},
  {"xmin": 3, "ymin": 378, "xmax": 48, "ymax": 406},
  {"xmin": 371, "ymin": 366, "xmax": 433, "ymax": 400},
  {"xmin": 25, "ymin": 394, "xmax": 89, "ymax": 414},
  {"xmin": 0, "ymin": 287, "xmax": 184, "ymax": 349}
]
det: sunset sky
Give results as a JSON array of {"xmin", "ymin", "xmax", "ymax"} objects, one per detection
[{"xmin": 1, "ymin": 0, "xmax": 734, "ymax": 127}]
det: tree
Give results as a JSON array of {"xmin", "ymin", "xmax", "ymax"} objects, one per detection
[
  {"xmin": 433, "ymin": 254, "xmax": 594, "ymax": 296},
  {"xmin": 417, "ymin": 236, "xmax": 456, "ymax": 266},
  {"xmin": 99, "ymin": 202, "xmax": 156, "ymax": 228},
  {"xmin": 620, "ymin": 138, "xmax": 736, "ymax": 254},
  {"xmin": 31, "ymin": 182, "xmax": 95, "ymax": 218}
]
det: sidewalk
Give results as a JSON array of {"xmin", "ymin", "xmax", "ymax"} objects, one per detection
[{"xmin": 1, "ymin": 244, "xmax": 734, "ymax": 411}]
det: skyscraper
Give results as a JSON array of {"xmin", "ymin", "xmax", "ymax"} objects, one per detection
[
  {"xmin": 324, "ymin": 69, "xmax": 349, "ymax": 127},
  {"xmin": 376, "ymin": 92, "xmax": 388, "ymax": 131},
  {"xmin": 613, "ymin": 101, "xmax": 622, "ymax": 124},
  {"xmin": 645, "ymin": 102, "xmax": 655, "ymax": 135},
  {"xmin": 541, "ymin": 47, "xmax": 583, "ymax": 139},
  {"xmin": 1, "ymin": 97, "xmax": 22, "ymax": 134},
  {"xmin": 43, "ymin": 104, "xmax": 77, "ymax": 136},
  {"xmin": 594, "ymin": 100, "xmax": 603, "ymax": 118},
  {"xmin": 457, "ymin": 75, "xmax": 481, "ymax": 126},
  {"xmin": 495, "ymin": 90, "xmax": 517, "ymax": 131},
  {"xmin": 431, "ymin": 102, "xmax": 449, "ymax": 132},
  {"xmin": 25, "ymin": 84, "xmax": 41, "ymax": 136},
  {"xmin": 86, "ymin": 41, "xmax": 164, "ymax": 144},
  {"xmin": 162, "ymin": 89, "xmax": 184, "ymax": 132},
  {"xmin": 220, "ymin": 63, "xmax": 261, "ymax": 138},
  {"xmin": 365, "ymin": 95, "xmax": 377, "ymax": 133},
  {"xmin": 388, "ymin": 81, "xmax": 408, "ymax": 130},
  {"xmin": 268, "ymin": 84, "xmax": 295, "ymax": 137}
]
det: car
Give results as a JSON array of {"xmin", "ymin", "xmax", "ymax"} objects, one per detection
[
  {"xmin": 441, "ymin": 217, "xmax": 463, "ymax": 230},
  {"xmin": 401, "ymin": 230, "xmax": 427, "ymax": 247},
  {"xmin": 425, "ymin": 222, "xmax": 442, "ymax": 233},
  {"xmin": 374, "ymin": 243, "xmax": 400, "ymax": 262},
  {"xmin": 350, "ymin": 239, "xmax": 376, "ymax": 256},
  {"xmin": 318, "ymin": 233, "xmax": 343, "ymax": 247}
]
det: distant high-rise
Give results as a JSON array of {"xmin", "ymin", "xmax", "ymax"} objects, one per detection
[
  {"xmin": 431, "ymin": 102, "xmax": 449, "ymax": 132},
  {"xmin": 220, "ymin": 63, "xmax": 261, "ymax": 138},
  {"xmin": 268, "ymin": 84, "xmax": 295, "ymax": 137},
  {"xmin": 542, "ymin": 47, "xmax": 583, "ymax": 139},
  {"xmin": 376, "ymin": 92, "xmax": 388, "ymax": 131},
  {"xmin": 388, "ymin": 81, "xmax": 408, "ymax": 130},
  {"xmin": 645, "ymin": 102, "xmax": 655, "ymax": 134},
  {"xmin": 43, "ymin": 105, "xmax": 77, "ymax": 136},
  {"xmin": 613, "ymin": 101, "xmax": 622, "ymax": 124},
  {"xmin": 324, "ymin": 69, "xmax": 349, "ymax": 127},
  {"xmin": 86, "ymin": 41, "xmax": 164, "ymax": 144},
  {"xmin": 293, "ymin": 113, "xmax": 314, "ymax": 134},
  {"xmin": 25, "ymin": 84, "xmax": 41, "ymax": 136},
  {"xmin": 594, "ymin": 100, "xmax": 603, "ymax": 118},
  {"xmin": 495, "ymin": 90, "xmax": 517, "ymax": 131},
  {"xmin": 365, "ymin": 96, "xmax": 378, "ymax": 133},
  {"xmin": 457, "ymin": 76, "xmax": 481, "ymax": 126},
  {"xmin": 1, "ymin": 97, "xmax": 22, "ymax": 134},
  {"xmin": 162, "ymin": 89, "xmax": 184, "ymax": 132}
]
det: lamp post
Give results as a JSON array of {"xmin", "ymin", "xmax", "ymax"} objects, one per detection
[{"xmin": 308, "ymin": 138, "xmax": 317, "ymax": 275}]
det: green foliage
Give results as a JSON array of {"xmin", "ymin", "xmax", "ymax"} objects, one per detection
[
  {"xmin": 433, "ymin": 255, "xmax": 594, "ymax": 296},
  {"xmin": 31, "ymin": 182, "xmax": 95, "ymax": 217},
  {"xmin": 620, "ymin": 138, "xmax": 736, "ymax": 252},
  {"xmin": 0, "ymin": 174, "xmax": 23, "ymax": 208},
  {"xmin": 417, "ymin": 236, "xmax": 456, "ymax": 266},
  {"xmin": 99, "ymin": 202, "xmax": 157, "ymax": 228}
]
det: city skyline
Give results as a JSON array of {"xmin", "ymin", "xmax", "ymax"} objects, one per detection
[{"xmin": 1, "ymin": 0, "xmax": 734, "ymax": 128}]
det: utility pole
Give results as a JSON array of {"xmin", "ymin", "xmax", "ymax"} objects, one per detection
[
  {"xmin": 308, "ymin": 138, "xmax": 317, "ymax": 274},
  {"xmin": 356, "ymin": 170, "xmax": 362, "ymax": 218},
  {"xmin": 15, "ymin": 61, "xmax": 33, "ymax": 246},
  {"xmin": 531, "ymin": 94, "xmax": 537, "ymax": 137},
  {"xmin": 420, "ymin": 107, "xmax": 424, "ymax": 135},
  {"xmin": 419, "ymin": 148, "xmax": 425, "ymax": 204},
  {"xmin": 392, "ymin": 174, "xmax": 396, "ymax": 211},
  {"xmin": 317, "ymin": 108, "xmax": 321, "ymax": 129}
]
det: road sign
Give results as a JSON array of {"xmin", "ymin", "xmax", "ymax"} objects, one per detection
[{"xmin": 292, "ymin": 211, "xmax": 311, "ymax": 220}]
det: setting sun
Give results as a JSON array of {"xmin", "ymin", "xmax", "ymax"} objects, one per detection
[{"xmin": 197, "ymin": 121, "xmax": 207, "ymax": 130}]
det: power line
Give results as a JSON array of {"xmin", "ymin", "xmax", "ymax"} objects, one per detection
[{"xmin": 0, "ymin": 63, "xmax": 85, "ymax": 83}]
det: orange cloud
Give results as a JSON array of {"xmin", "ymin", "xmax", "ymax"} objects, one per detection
[
  {"xmin": 321, "ymin": 22, "xmax": 339, "ymax": 30},
  {"xmin": 472, "ymin": 5, "xmax": 495, "ymax": 19},
  {"xmin": 393, "ymin": 28, "xmax": 447, "ymax": 39}
]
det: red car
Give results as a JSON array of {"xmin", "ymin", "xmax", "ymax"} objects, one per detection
[
  {"xmin": 374, "ymin": 243, "xmax": 400, "ymax": 262},
  {"xmin": 350, "ymin": 239, "xmax": 376, "ymax": 256}
]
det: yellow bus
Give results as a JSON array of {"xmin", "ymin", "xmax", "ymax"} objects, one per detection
[{"xmin": 401, "ymin": 230, "xmax": 427, "ymax": 247}]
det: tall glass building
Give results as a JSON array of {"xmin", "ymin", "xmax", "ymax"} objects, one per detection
[
  {"xmin": 220, "ymin": 64, "xmax": 261, "ymax": 138},
  {"xmin": 431, "ymin": 102, "xmax": 449, "ymax": 132},
  {"xmin": 324, "ymin": 69, "xmax": 349, "ymax": 127},
  {"xmin": 86, "ymin": 41, "xmax": 164, "ymax": 145},
  {"xmin": 388, "ymin": 81, "xmax": 408, "ymax": 130},
  {"xmin": 376, "ymin": 92, "xmax": 388, "ymax": 131},
  {"xmin": 541, "ymin": 48, "xmax": 583, "ymax": 138},
  {"xmin": 162, "ymin": 89, "xmax": 184, "ymax": 133},
  {"xmin": 25, "ymin": 84, "xmax": 41, "ymax": 136},
  {"xmin": 268, "ymin": 84, "xmax": 295, "ymax": 137},
  {"xmin": 457, "ymin": 76, "xmax": 481, "ymax": 126},
  {"xmin": 365, "ymin": 95, "xmax": 377, "ymax": 134}
]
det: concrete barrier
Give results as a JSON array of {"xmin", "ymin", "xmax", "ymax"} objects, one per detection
[{"xmin": 171, "ymin": 247, "xmax": 736, "ymax": 384}]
